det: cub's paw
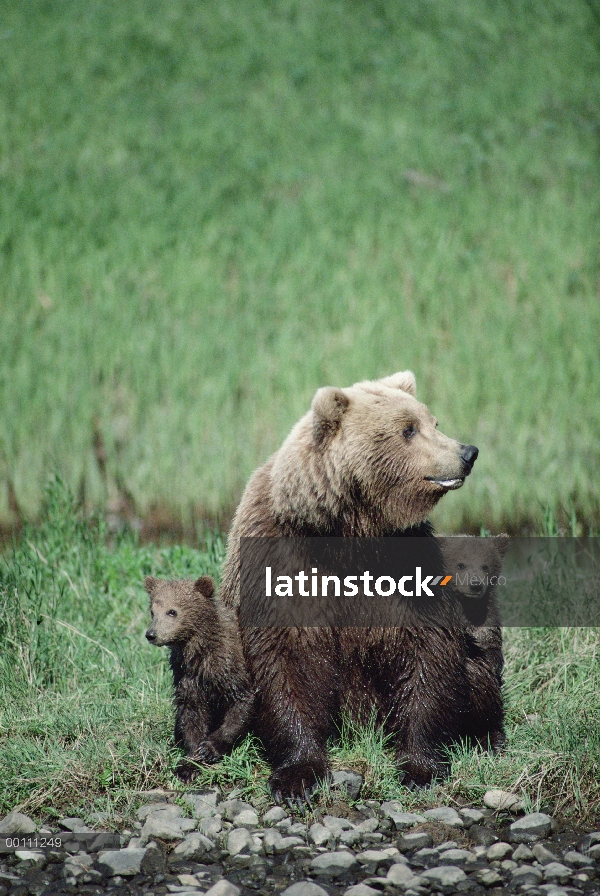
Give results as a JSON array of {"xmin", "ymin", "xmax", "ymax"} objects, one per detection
[
  {"xmin": 192, "ymin": 740, "xmax": 223, "ymax": 764},
  {"xmin": 270, "ymin": 762, "xmax": 330, "ymax": 811},
  {"xmin": 175, "ymin": 757, "xmax": 201, "ymax": 784}
]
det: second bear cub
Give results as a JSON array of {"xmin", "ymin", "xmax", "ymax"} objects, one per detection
[{"xmin": 145, "ymin": 575, "xmax": 254, "ymax": 783}]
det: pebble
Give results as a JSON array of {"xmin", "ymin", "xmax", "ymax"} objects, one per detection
[
  {"xmin": 263, "ymin": 806, "xmax": 288, "ymax": 825},
  {"xmin": 543, "ymin": 862, "xmax": 572, "ymax": 883},
  {"xmin": 512, "ymin": 843, "xmax": 534, "ymax": 861},
  {"xmin": 219, "ymin": 799, "xmax": 253, "ymax": 822},
  {"xmin": 355, "ymin": 847, "xmax": 400, "ymax": 868},
  {"xmin": 563, "ymin": 850, "xmax": 594, "ymax": 867},
  {"xmin": 97, "ymin": 847, "xmax": 147, "ymax": 877},
  {"xmin": 136, "ymin": 801, "xmax": 179, "ymax": 820},
  {"xmin": 532, "ymin": 842, "xmax": 559, "ymax": 864},
  {"xmin": 274, "ymin": 835, "xmax": 305, "ymax": 853},
  {"xmin": 310, "ymin": 850, "xmax": 359, "ymax": 876},
  {"xmin": 172, "ymin": 832, "xmax": 214, "ymax": 861},
  {"xmin": 0, "ymin": 811, "xmax": 37, "ymax": 834},
  {"xmin": 181, "ymin": 790, "xmax": 220, "ymax": 818},
  {"xmin": 437, "ymin": 847, "xmax": 476, "ymax": 866},
  {"xmin": 419, "ymin": 865, "xmax": 467, "ymax": 887},
  {"xmin": 203, "ymin": 881, "xmax": 240, "ymax": 896},
  {"xmin": 397, "ymin": 831, "xmax": 433, "ymax": 852},
  {"xmin": 140, "ymin": 813, "xmax": 195, "ymax": 843},
  {"xmin": 322, "ymin": 815, "xmax": 354, "ymax": 835},
  {"xmin": 331, "ymin": 769, "xmax": 364, "ymax": 800},
  {"xmin": 511, "ymin": 864, "xmax": 544, "ymax": 884},
  {"xmin": 478, "ymin": 868, "xmax": 504, "ymax": 886},
  {"xmin": 459, "ymin": 808, "xmax": 485, "ymax": 826},
  {"xmin": 422, "ymin": 806, "xmax": 464, "ymax": 826},
  {"xmin": 487, "ymin": 841, "xmax": 513, "ymax": 861},
  {"xmin": 309, "ymin": 823, "xmax": 332, "ymax": 847},
  {"xmin": 343, "ymin": 886, "xmax": 380, "ymax": 896},
  {"xmin": 483, "ymin": 789, "xmax": 524, "ymax": 812},
  {"xmin": 386, "ymin": 862, "xmax": 415, "ymax": 885},
  {"xmin": 281, "ymin": 883, "xmax": 329, "ymax": 896},
  {"xmin": 226, "ymin": 827, "xmax": 257, "ymax": 856},
  {"xmin": 509, "ymin": 812, "xmax": 553, "ymax": 842},
  {"xmin": 232, "ymin": 808, "xmax": 259, "ymax": 828}
]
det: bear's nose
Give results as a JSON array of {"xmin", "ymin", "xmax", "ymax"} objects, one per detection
[
  {"xmin": 470, "ymin": 582, "xmax": 483, "ymax": 593},
  {"xmin": 460, "ymin": 445, "xmax": 479, "ymax": 470},
  {"xmin": 146, "ymin": 630, "xmax": 156, "ymax": 642}
]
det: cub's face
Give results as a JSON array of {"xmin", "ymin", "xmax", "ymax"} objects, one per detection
[
  {"xmin": 441, "ymin": 536, "xmax": 509, "ymax": 600},
  {"xmin": 144, "ymin": 576, "xmax": 215, "ymax": 646}
]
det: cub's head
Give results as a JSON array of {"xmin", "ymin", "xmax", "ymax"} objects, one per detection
[
  {"xmin": 144, "ymin": 576, "xmax": 216, "ymax": 647},
  {"xmin": 441, "ymin": 535, "xmax": 509, "ymax": 600},
  {"xmin": 299, "ymin": 370, "xmax": 479, "ymax": 529}
]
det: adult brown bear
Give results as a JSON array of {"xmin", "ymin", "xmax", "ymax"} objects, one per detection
[{"xmin": 220, "ymin": 371, "xmax": 490, "ymax": 800}]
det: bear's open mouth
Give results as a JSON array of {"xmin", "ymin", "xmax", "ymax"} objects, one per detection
[{"xmin": 425, "ymin": 476, "xmax": 465, "ymax": 490}]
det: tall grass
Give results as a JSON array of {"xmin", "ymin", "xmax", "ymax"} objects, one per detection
[
  {"xmin": 1, "ymin": 480, "xmax": 599, "ymax": 823},
  {"xmin": 0, "ymin": 0, "xmax": 599, "ymax": 531}
]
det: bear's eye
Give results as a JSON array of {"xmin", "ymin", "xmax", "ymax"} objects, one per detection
[
  {"xmin": 167, "ymin": 609, "xmax": 178, "ymax": 617},
  {"xmin": 402, "ymin": 424, "xmax": 417, "ymax": 440},
  {"xmin": 457, "ymin": 562, "xmax": 466, "ymax": 570}
]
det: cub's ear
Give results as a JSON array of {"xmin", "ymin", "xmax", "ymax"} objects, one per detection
[
  {"xmin": 144, "ymin": 576, "xmax": 159, "ymax": 595},
  {"xmin": 194, "ymin": 576, "xmax": 215, "ymax": 599},
  {"xmin": 378, "ymin": 370, "xmax": 417, "ymax": 396},
  {"xmin": 311, "ymin": 387, "xmax": 350, "ymax": 445},
  {"xmin": 494, "ymin": 534, "xmax": 510, "ymax": 557}
]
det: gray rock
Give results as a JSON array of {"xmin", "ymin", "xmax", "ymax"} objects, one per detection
[
  {"xmin": 219, "ymin": 799, "xmax": 253, "ymax": 822},
  {"xmin": 387, "ymin": 863, "xmax": 415, "ymax": 886},
  {"xmin": 343, "ymin": 886, "xmax": 381, "ymax": 896},
  {"xmin": 331, "ymin": 770, "xmax": 363, "ymax": 801},
  {"xmin": 437, "ymin": 848, "xmax": 476, "ymax": 866},
  {"xmin": 459, "ymin": 808, "xmax": 485, "ymax": 827},
  {"xmin": 589, "ymin": 843, "xmax": 600, "ymax": 859},
  {"xmin": 63, "ymin": 853, "xmax": 93, "ymax": 876},
  {"xmin": 355, "ymin": 847, "xmax": 400, "ymax": 868},
  {"xmin": 171, "ymin": 832, "xmax": 214, "ymax": 861},
  {"xmin": 510, "ymin": 864, "xmax": 543, "ymax": 885},
  {"xmin": 562, "ymin": 850, "xmax": 594, "ymax": 868},
  {"xmin": 411, "ymin": 847, "xmax": 440, "ymax": 868},
  {"xmin": 420, "ymin": 865, "xmax": 467, "ymax": 888},
  {"xmin": 233, "ymin": 809, "xmax": 259, "ymax": 829},
  {"xmin": 140, "ymin": 813, "xmax": 192, "ymax": 844},
  {"xmin": 487, "ymin": 841, "xmax": 513, "ymax": 861},
  {"xmin": 281, "ymin": 883, "xmax": 330, "ymax": 896},
  {"xmin": 322, "ymin": 815, "xmax": 354, "ymax": 835},
  {"xmin": 532, "ymin": 843, "xmax": 559, "ymax": 864},
  {"xmin": 477, "ymin": 869, "xmax": 504, "ymax": 887},
  {"xmin": 199, "ymin": 815, "xmax": 222, "ymax": 839},
  {"xmin": 263, "ymin": 807, "xmax": 288, "ymax": 825},
  {"xmin": 483, "ymin": 789, "xmax": 524, "ymax": 812},
  {"xmin": 339, "ymin": 829, "xmax": 362, "ymax": 847},
  {"xmin": 310, "ymin": 850, "xmax": 360, "ymax": 876},
  {"xmin": 136, "ymin": 802, "xmax": 178, "ymax": 820},
  {"xmin": 355, "ymin": 817, "xmax": 379, "ymax": 834},
  {"xmin": 97, "ymin": 848, "xmax": 148, "ymax": 877},
  {"xmin": 203, "ymin": 881, "xmax": 241, "ymax": 896},
  {"xmin": 14, "ymin": 850, "xmax": 45, "ymax": 865},
  {"xmin": 263, "ymin": 829, "xmax": 283, "ymax": 854},
  {"xmin": 309, "ymin": 823, "xmax": 333, "ymax": 847},
  {"xmin": 509, "ymin": 813, "xmax": 553, "ymax": 842},
  {"xmin": 512, "ymin": 843, "xmax": 534, "ymax": 861},
  {"xmin": 423, "ymin": 807, "xmax": 463, "ymax": 827},
  {"xmin": 501, "ymin": 858, "xmax": 518, "ymax": 872},
  {"xmin": 227, "ymin": 828, "xmax": 257, "ymax": 857},
  {"xmin": 397, "ymin": 831, "xmax": 433, "ymax": 852},
  {"xmin": 544, "ymin": 862, "xmax": 571, "ymax": 883},
  {"xmin": 0, "ymin": 811, "xmax": 37, "ymax": 834},
  {"xmin": 181, "ymin": 790, "xmax": 220, "ymax": 818},
  {"xmin": 385, "ymin": 810, "xmax": 427, "ymax": 831},
  {"xmin": 58, "ymin": 817, "xmax": 92, "ymax": 832},
  {"xmin": 273, "ymin": 835, "xmax": 305, "ymax": 854}
]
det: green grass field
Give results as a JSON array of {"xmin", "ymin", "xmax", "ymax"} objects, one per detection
[
  {"xmin": 1, "ymin": 480, "xmax": 599, "ymax": 824},
  {"xmin": 1, "ymin": 0, "xmax": 599, "ymax": 533}
]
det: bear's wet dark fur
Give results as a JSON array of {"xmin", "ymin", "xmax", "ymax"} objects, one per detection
[{"xmin": 220, "ymin": 372, "xmax": 499, "ymax": 799}]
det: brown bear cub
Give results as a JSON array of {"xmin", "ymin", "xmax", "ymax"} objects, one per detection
[
  {"xmin": 440, "ymin": 534, "xmax": 510, "ymax": 752},
  {"xmin": 145, "ymin": 575, "xmax": 255, "ymax": 783}
]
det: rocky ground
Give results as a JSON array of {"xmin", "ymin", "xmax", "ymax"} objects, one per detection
[{"xmin": 1, "ymin": 778, "xmax": 599, "ymax": 896}]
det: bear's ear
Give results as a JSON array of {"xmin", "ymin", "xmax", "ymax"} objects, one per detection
[
  {"xmin": 311, "ymin": 387, "xmax": 350, "ymax": 445},
  {"xmin": 378, "ymin": 370, "xmax": 417, "ymax": 396},
  {"xmin": 494, "ymin": 534, "xmax": 510, "ymax": 557},
  {"xmin": 194, "ymin": 576, "xmax": 215, "ymax": 599},
  {"xmin": 144, "ymin": 575, "xmax": 159, "ymax": 595}
]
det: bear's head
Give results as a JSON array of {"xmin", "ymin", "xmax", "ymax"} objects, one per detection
[
  {"xmin": 271, "ymin": 370, "xmax": 479, "ymax": 533},
  {"xmin": 441, "ymin": 535, "xmax": 509, "ymax": 600},
  {"xmin": 145, "ymin": 575, "xmax": 216, "ymax": 646}
]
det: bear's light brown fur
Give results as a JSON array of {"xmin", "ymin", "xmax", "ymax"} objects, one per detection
[
  {"xmin": 145, "ymin": 575, "xmax": 254, "ymax": 783},
  {"xmin": 219, "ymin": 371, "xmax": 491, "ymax": 799}
]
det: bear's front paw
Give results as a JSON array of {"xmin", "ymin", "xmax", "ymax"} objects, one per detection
[
  {"xmin": 269, "ymin": 762, "xmax": 329, "ymax": 809},
  {"xmin": 396, "ymin": 753, "xmax": 449, "ymax": 787}
]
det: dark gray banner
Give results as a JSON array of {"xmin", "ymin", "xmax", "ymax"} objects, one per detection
[{"xmin": 239, "ymin": 537, "xmax": 600, "ymax": 627}]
